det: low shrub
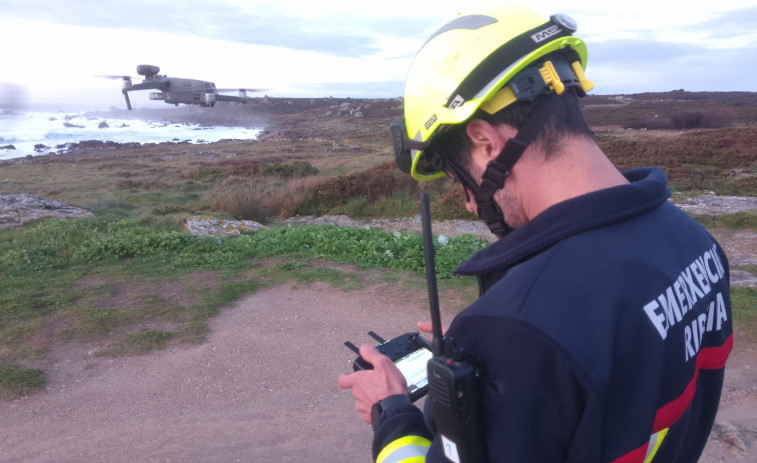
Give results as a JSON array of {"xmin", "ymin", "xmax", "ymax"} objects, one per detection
[
  {"xmin": 263, "ymin": 161, "xmax": 319, "ymax": 178},
  {"xmin": 624, "ymin": 108, "xmax": 734, "ymax": 130}
]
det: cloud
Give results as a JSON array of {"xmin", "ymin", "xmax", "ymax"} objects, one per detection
[
  {"xmin": 0, "ymin": 0, "xmax": 437, "ymax": 58},
  {"xmin": 2, "ymin": 0, "xmax": 755, "ymax": 107},
  {"xmin": 587, "ymin": 39, "xmax": 757, "ymax": 93},
  {"xmin": 294, "ymin": 80, "xmax": 405, "ymax": 98},
  {"xmin": 692, "ymin": 6, "xmax": 757, "ymax": 41}
]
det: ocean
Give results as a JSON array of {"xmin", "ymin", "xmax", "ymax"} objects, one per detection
[{"xmin": 0, "ymin": 110, "xmax": 262, "ymax": 160}]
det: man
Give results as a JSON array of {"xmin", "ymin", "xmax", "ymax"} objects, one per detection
[{"xmin": 338, "ymin": 4, "xmax": 733, "ymax": 462}]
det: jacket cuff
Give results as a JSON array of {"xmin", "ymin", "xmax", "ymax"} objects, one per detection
[{"xmin": 372, "ymin": 396, "xmax": 432, "ymax": 461}]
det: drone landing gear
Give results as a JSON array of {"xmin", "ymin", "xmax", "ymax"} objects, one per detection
[{"xmin": 122, "ymin": 90, "xmax": 132, "ymax": 111}]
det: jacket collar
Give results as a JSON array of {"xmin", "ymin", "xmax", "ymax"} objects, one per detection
[{"xmin": 455, "ymin": 167, "xmax": 671, "ymax": 275}]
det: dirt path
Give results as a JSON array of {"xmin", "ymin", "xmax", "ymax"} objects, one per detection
[
  {"xmin": 1, "ymin": 272, "xmax": 755, "ymax": 462},
  {"xmin": 0, "ymin": 279, "xmax": 447, "ymax": 462}
]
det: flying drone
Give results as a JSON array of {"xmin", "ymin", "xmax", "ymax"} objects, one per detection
[{"xmin": 102, "ymin": 65, "xmax": 263, "ymax": 110}]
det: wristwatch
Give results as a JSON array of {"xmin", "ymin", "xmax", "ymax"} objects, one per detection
[{"xmin": 371, "ymin": 394, "xmax": 411, "ymax": 429}]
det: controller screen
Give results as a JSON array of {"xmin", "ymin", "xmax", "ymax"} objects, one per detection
[{"xmin": 395, "ymin": 347, "xmax": 433, "ymax": 395}]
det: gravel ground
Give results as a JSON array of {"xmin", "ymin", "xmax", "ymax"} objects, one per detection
[
  {"xmin": 1, "ymin": 277, "xmax": 754, "ymax": 462},
  {"xmin": 0, "ymin": 278, "xmax": 455, "ymax": 463}
]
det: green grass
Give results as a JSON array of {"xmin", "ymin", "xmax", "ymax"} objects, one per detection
[
  {"xmin": 0, "ymin": 215, "xmax": 488, "ymax": 398},
  {"xmin": 691, "ymin": 210, "xmax": 757, "ymax": 229},
  {"xmin": 732, "ymin": 287, "xmax": 757, "ymax": 343},
  {"xmin": 116, "ymin": 330, "xmax": 176, "ymax": 355},
  {"xmin": 0, "ymin": 363, "xmax": 46, "ymax": 399},
  {"xmin": 327, "ymin": 193, "xmax": 419, "ymax": 218}
]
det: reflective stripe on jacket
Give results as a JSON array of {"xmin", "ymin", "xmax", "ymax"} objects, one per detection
[{"xmin": 377, "ymin": 435, "xmax": 431, "ymax": 463}]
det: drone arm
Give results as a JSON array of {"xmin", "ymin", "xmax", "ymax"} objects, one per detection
[
  {"xmin": 121, "ymin": 82, "xmax": 165, "ymax": 110},
  {"xmin": 127, "ymin": 82, "xmax": 165, "ymax": 91},
  {"xmin": 215, "ymin": 94, "xmax": 247, "ymax": 104}
]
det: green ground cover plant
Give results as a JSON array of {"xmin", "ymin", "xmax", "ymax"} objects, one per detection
[
  {"xmin": 0, "ymin": 215, "xmax": 486, "ymax": 398},
  {"xmin": 731, "ymin": 287, "xmax": 757, "ymax": 342},
  {"xmin": 0, "ymin": 363, "xmax": 46, "ymax": 399}
]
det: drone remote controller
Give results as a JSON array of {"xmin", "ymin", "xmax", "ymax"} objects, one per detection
[{"xmin": 344, "ymin": 331, "xmax": 432, "ymax": 402}]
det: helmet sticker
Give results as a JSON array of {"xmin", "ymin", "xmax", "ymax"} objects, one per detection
[
  {"xmin": 531, "ymin": 25, "xmax": 562, "ymax": 43},
  {"xmin": 424, "ymin": 114, "xmax": 438, "ymax": 130},
  {"xmin": 448, "ymin": 95, "xmax": 465, "ymax": 109}
]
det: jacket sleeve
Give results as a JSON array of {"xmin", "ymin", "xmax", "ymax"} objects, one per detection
[{"xmin": 372, "ymin": 396, "xmax": 433, "ymax": 462}]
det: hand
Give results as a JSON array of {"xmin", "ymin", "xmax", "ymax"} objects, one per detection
[
  {"xmin": 417, "ymin": 321, "xmax": 448, "ymax": 335},
  {"xmin": 338, "ymin": 344, "xmax": 409, "ymax": 424}
]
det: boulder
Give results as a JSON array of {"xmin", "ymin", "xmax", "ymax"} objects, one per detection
[
  {"xmin": 185, "ymin": 215, "xmax": 267, "ymax": 237},
  {"xmin": 0, "ymin": 194, "xmax": 94, "ymax": 229}
]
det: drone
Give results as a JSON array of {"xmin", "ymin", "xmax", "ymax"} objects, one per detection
[{"xmin": 102, "ymin": 65, "xmax": 263, "ymax": 110}]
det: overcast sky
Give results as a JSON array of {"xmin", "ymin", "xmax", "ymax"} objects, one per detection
[{"xmin": 1, "ymin": 0, "xmax": 756, "ymax": 110}]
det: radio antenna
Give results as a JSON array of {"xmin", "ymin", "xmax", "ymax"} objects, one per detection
[{"xmin": 420, "ymin": 193, "xmax": 444, "ymax": 357}]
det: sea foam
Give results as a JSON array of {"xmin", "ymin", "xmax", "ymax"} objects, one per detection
[{"xmin": 0, "ymin": 111, "xmax": 261, "ymax": 160}]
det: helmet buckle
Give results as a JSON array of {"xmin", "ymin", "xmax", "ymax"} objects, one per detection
[
  {"xmin": 570, "ymin": 61, "xmax": 594, "ymax": 94},
  {"xmin": 538, "ymin": 61, "xmax": 566, "ymax": 95}
]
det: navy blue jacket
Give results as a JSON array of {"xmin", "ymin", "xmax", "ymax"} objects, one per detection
[{"xmin": 373, "ymin": 167, "xmax": 733, "ymax": 462}]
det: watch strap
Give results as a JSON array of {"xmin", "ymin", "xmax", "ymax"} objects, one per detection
[{"xmin": 372, "ymin": 394, "xmax": 412, "ymax": 429}]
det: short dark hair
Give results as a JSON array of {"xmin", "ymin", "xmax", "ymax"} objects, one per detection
[{"xmin": 428, "ymin": 76, "xmax": 593, "ymax": 172}]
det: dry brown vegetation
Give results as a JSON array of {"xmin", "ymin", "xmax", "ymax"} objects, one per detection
[{"xmin": 2, "ymin": 93, "xmax": 755, "ymax": 225}]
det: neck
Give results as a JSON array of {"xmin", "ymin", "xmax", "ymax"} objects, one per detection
[{"xmin": 512, "ymin": 136, "xmax": 629, "ymax": 220}]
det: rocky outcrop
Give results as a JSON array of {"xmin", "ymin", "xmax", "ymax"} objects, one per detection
[
  {"xmin": 0, "ymin": 194, "xmax": 93, "ymax": 229},
  {"xmin": 185, "ymin": 215, "xmax": 266, "ymax": 237},
  {"xmin": 674, "ymin": 192, "xmax": 757, "ymax": 216}
]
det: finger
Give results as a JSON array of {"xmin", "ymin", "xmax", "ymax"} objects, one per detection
[
  {"xmin": 338, "ymin": 373, "xmax": 355, "ymax": 389},
  {"xmin": 417, "ymin": 321, "xmax": 433, "ymax": 333},
  {"xmin": 358, "ymin": 344, "xmax": 389, "ymax": 366},
  {"xmin": 417, "ymin": 321, "xmax": 449, "ymax": 335}
]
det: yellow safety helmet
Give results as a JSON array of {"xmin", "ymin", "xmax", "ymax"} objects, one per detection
[{"xmin": 395, "ymin": 4, "xmax": 592, "ymax": 181}]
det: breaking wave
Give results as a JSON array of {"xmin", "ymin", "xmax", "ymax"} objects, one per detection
[{"xmin": 0, "ymin": 111, "xmax": 261, "ymax": 160}]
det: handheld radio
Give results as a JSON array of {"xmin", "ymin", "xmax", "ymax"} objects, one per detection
[{"xmin": 420, "ymin": 192, "xmax": 487, "ymax": 463}]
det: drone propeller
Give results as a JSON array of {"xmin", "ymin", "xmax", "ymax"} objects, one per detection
[
  {"xmin": 216, "ymin": 88, "xmax": 267, "ymax": 93},
  {"xmin": 96, "ymin": 75, "xmax": 134, "ymax": 81}
]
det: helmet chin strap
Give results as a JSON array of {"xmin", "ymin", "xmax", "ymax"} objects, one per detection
[{"xmin": 442, "ymin": 93, "xmax": 561, "ymax": 238}]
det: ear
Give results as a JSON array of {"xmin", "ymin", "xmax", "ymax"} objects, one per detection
[{"xmin": 466, "ymin": 119, "xmax": 511, "ymax": 161}]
